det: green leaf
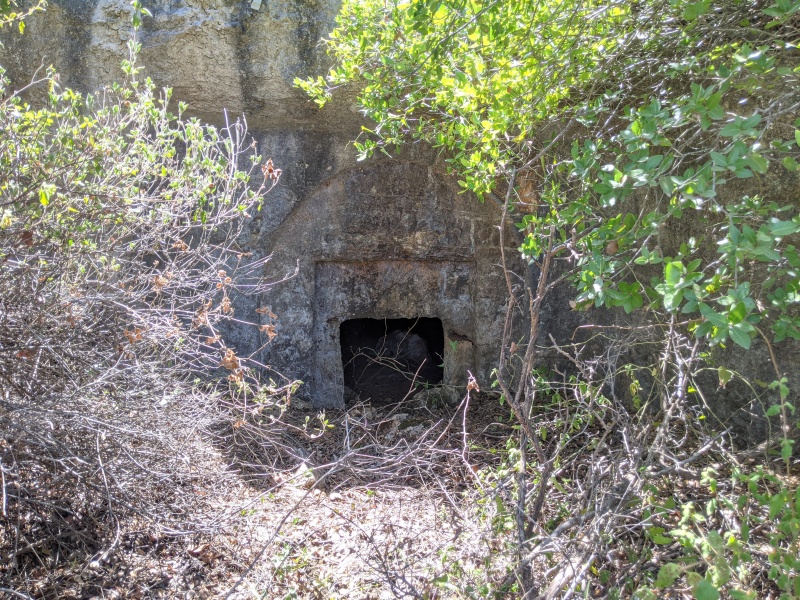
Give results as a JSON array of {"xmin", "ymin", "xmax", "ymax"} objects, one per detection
[
  {"xmin": 720, "ymin": 123, "xmax": 741, "ymax": 137},
  {"xmin": 39, "ymin": 184, "xmax": 55, "ymax": 207},
  {"xmin": 655, "ymin": 563, "xmax": 682, "ymax": 589},
  {"xmin": 707, "ymin": 530, "xmax": 724, "ymax": 552},
  {"xmin": 665, "ymin": 261, "xmax": 683, "ymax": 286},
  {"xmin": 659, "ymin": 176, "xmax": 675, "ymax": 197},
  {"xmin": 693, "ymin": 578, "xmax": 720, "ymax": 600},
  {"xmin": 795, "ymin": 129, "xmax": 800, "ymax": 147},
  {"xmin": 695, "ymin": 321, "xmax": 714, "ymax": 337},
  {"xmin": 647, "ymin": 526, "xmax": 673, "ymax": 544},
  {"xmin": 700, "ymin": 303, "xmax": 727, "ymax": 329},
  {"xmin": 768, "ymin": 491, "xmax": 785, "ymax": 519},
  {"xmin": 718, "ymin": 366, "xmax": 734, "ymax": 388},
  {"xmin": 683, "ymin": 0, "xmax": 710, "ymax": 20},
  {"xmin": 710, "ymin": 151, "xmax": 728, "ymax": 167},
  {"xmin": 768, "ymin": 219, "xmax": 800, "ymax": 237},
  {"xmin": 781, "ymin": 438, "xmax": 794, "ymax": 463},
  {"xmin": 729, "ymin": 301, "xmax": 747, "ymax": 324},
  {"xmin": 745, "ymin": 153, "xmax": 768, "ymax": 174},
  {"xmin": 687, "ymin": 572, "xmax": 702, "ymax": 587},
  {"xmin": 729, "ymin": 326, "xmax": 752, "ymax": 349}
]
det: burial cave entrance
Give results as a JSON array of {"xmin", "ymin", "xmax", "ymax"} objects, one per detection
[{"xmin": 340, "ymin": 317, "xmax": 444, "ymax": 403}]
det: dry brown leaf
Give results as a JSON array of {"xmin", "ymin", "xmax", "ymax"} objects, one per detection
[
  {"xmin": 261, "ymin": 158, "xmax": 282, "ymax": 181},
  {"xmin": 124, "ymin": 328, "xmax": 145, "ymax": 344},
  {"xmin": 152, "ymin": 274, "xmax": 169, "ymax": 292},
  {"xmin": 193, "ymin": 299, "xmax": 213, "ymax": 328},
  {"xmin": 255, "ymin": 306, "xmax": 278, "ymax": 319},
  {"xmin": 220, "ymin": 348, "xmax": 239, "ymax": 370},
  {"xmin": 187, "ymin": 544, "xmax": 209, "ymax": 557}
]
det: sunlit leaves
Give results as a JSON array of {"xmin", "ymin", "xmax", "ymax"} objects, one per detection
[
  {"xmin": 300, "ymin": 0, "xmax": 800, "ymax": 352},
  {"xmin": 299, "ymin": 0, "xmax": 633, "ymax": 197}
]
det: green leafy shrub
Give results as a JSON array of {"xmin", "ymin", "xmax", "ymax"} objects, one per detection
[
  {"xmin": 298, "ymin": 0, "xmax": 800, "ymax": 354},
  {"xmin": 0, "ymin": 27, "xmax": 279, "ymax": 399},
  {"xmin": 635, "ymin": 466, "xmax": 800, "ymax": 600},
  {"xmin": 0, "ymin": 3, "xmax": 285, "ymax": 584},
  {"xmin": 298, "ymin": 0, "xmax": 800, "ymax": 596}
]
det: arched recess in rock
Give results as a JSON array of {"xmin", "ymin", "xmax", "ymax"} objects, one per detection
[{"xmin": 258, "ymin": 159, "xmax": 521, "ymax": 407}]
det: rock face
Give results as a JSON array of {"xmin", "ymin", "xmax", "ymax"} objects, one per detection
[
  {"xmin": 1, "ymin": 0, "xmax": 523, "ymax": 407},
  {"xmin": 1, "ymin": 0, "xmax": 353, "ymax": 129},
  {"xmin": 256, "ymin": 159, "xmax": 518, "ymax": 405}
]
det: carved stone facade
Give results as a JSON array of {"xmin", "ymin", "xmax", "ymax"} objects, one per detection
[{"xmin": 256, "ymin": 160, "xmax": 517, "ymax": 405}]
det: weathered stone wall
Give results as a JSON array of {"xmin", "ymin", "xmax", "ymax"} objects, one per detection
[
  {"xmin": 0, "ymin": 0, "xmax": 355, "ymax": 129},
  {"xmin": 1, "ymin": 0, "xmax": 521, "ymax": 407},
  {"xmin": 257, "ymin": 160, "xmax": 516, "ymax": 405}
]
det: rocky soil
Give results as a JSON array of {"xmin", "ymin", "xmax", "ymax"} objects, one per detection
[{"xmin": 1, "ymin": 392, "xmax": 516, "ymax": 599}]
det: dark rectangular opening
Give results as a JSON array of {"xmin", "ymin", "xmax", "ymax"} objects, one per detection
[{"xmin": 340, "ymin": 317, "xmax": 444, "ymax": 403}]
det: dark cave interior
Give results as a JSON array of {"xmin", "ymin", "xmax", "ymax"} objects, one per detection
[{"xmin": 340, "ymin": 317, "xmax": 444, "ymax": 403}]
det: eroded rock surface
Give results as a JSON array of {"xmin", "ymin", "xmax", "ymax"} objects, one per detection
[{"xmin": 1, "ymin": 0, "xmax": 355, "ymax": 129}]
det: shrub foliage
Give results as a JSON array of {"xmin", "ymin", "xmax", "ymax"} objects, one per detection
[
  {"xmin": 300, "ymin": 0, "xmax": 800, "ymax": 596},
  {"xmin": 0, "ymin": 3, "xmax": 284, "ymax": 587}
]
